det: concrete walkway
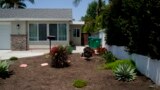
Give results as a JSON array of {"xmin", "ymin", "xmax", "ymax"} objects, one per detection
[{"xmin": 0, "ymin": 46, "xmax": 84, "ymax": 60}]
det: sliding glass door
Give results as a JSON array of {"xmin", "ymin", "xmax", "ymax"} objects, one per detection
[
  {"xmin": 58, "ymin": 24, "xmax": 67, "ymax": 41},
  {"xmin": 49, "ymin": 24, "xmax": 57, "ymax": 40},
  {"xmin": 39, "ymin": 24, "xmax": 47, "ymax": 41},
  {"xmin": 29, "ymin": 24, "xmax": 38, "ymax": 41}
]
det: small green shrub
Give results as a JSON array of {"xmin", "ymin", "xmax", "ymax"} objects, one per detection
[
  {"xmin": 65, "ymin": 45, "xmax": 73, "ymax": 54},
  {"xmin": 73, "ymin": 79, "xmax": 87, "ymax": 88},
  {"xmin": 113, "ymin": 63, "xmax": 136, "ymax": 81},
  {"xmin": 103, "ymin": 59, "xmax": 135, "ymax": 70},
  {"xmin": 0, "ymin": 60, "xmax": 10, "ymax": 75},
  {"xmin": 102, "ymin": 51, "xmax": 117, "ymax": 63},
  {"xmin": 9, "ymin": 56, "xmax": 18, "ymax": 61}
]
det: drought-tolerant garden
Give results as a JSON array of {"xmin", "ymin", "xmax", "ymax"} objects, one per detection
[{"xmin": 0, "ymin": 46, "xmax": 159, "ymax": 90}]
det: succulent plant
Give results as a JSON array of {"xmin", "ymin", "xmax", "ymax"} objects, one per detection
[
  {"xmin": 113, "ymin": 63, "xmax": 136, "ymax": 81},
  {"xmin": 0, "ymin": 60, "xmax": 10, "ymax": 78}
]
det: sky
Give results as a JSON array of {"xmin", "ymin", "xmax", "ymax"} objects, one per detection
[{"xmin": 25, "ymin": 0, "xmax": 93, "ymax": 21}]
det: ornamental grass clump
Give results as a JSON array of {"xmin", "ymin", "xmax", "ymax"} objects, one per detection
[
  {"xmin": 50, "ymin": 46, "xmax": 70, "ymax": 68},
  {"xmin": 113, "ymin": 63, "xmax": 136, "ymax": 82}
]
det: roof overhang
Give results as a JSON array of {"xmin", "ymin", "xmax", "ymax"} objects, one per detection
[
  {"xmin": 0, "ymin": 18, "xmax": 72, "ymax": 21},
  {"xmin": 71, "ymin": 21, "xmax": 84, "ymax": 25}
]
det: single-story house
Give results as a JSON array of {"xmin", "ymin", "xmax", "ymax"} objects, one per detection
[{"xmin": 0, "ymin": 9, "xmax": 84, "ymax": 50}]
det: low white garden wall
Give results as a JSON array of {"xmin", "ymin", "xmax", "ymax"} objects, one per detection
[{"xmin": 107, "ymin": 45, "xmax": 160, "ymax": 85}]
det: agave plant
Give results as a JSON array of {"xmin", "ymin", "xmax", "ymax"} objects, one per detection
[
  {"xmin": 113, "ymin": 64, "xmax": 136, "ymax": 81},
  {"xmin": 0, "ymin": 60, "xmax": 10, "ymax": 76}
]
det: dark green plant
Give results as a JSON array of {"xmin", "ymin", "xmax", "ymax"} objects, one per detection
[
  {"xmin": 0, "ymin": 60, "xmax": 10, "ymax": 77},
  {"xmin": 113, "ymin": 63, "xmax": 136, "ymax": 81},
  {"xmin": 50, "ymin": 46, "xmax": 70, "ymax": 68},
  {"xmin": 103, "ymin": 59, "xmax": 135, "ymax": 70},
  {"xmin": 102, "ymin": 51, "xmax": 117, "ymax": 63},
  {"xmin": 73, "ymin": 79, "xmax": 87, "ymax": 88},
  {"xmin": 9, "ymin": 56, "xmax": 18, "ymax": 61},
  {"xmin": 65, "ymin": 45, "xmax": 73, "ymax": 54},
  {"xmin": 105, "ymin": 0, "xmax": 160, "ymax": 59},
  {"xmin": 82, "ymin": 47, "xmax": 94, "ymax": 60}
]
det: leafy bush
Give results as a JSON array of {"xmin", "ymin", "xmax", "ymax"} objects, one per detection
[
  {"xmin": 9, "ymin": 56, "xmax": 18, "ymax": 61},
  {"xmin": 73, "ymin": 79, "xmax": 87, "ymax": 88},
  {"xmin": 103, "ymin": 59, "xmax": 135, "ymax": 70},
  {"xmin": 82, "ymin": 47, "xmax": 94, "ymax": 60},
  {"xmin": 96, "ymin": 47, "xmax": 107, "ymax": 55},
  {"xmin": 0, "ymin": 60, "xmax": 10, "ymax": 76},
  {"xmin": 113, "ymin": 63, "xmax": 136, "ymax": 81},
  {"xmin": 106, "ymin": 0, "xmax": 160, "ymax": 59},
  {"xmin": 102, "ymin": 51, "xmax": 117, "ymax": 63},
  {"xmin": 50, "ymin": 46, "xmax": 70, "ymax": 68},
  {"xmin": 65, "ymin": 45, "xmax": 73, "ymax": 54}
]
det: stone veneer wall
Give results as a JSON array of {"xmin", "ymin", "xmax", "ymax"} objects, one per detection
[{"xmin": 11, "ymin": 35, "xmax": 28, "ymax": 50}]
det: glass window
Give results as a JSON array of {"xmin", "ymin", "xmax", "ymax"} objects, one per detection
[
  {"xmin": 29, "ymin": 23, "xmax": 67, "ymax": 41},
  {"xmin": 58, "ymin": 24, "xmax": 67, "ymax": 40},
  {"xmin": 49, "ymin": 24, "xmax": 57, "ymax": 40},
  {"xmin": 29, "ymin": 24, "xmax": 38, "ymax": 41},
  {"xmin": 73, "ymin": 29, "xmax": 80, "ymax": 37},
  {"xmin": 39, "ymin": 24, "xmax": 47, "ymax": 40}
]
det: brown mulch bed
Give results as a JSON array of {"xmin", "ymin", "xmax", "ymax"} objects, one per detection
[{"xmin": 0, "ymin": 53, "xmax": 159, "ymax": 90}]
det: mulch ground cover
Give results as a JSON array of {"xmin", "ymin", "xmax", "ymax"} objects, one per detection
[{"xmin": 0, "ymin": 53, "xmax": 159, "ymax": 90}]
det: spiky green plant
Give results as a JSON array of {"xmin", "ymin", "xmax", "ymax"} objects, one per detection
[
  {"xmin": 113, "ymin": 64, "xmax": 136, "ymax": 81},
  {"xmin": 0, "ymin": 60, "xmax": 10, "ymax": 75}
]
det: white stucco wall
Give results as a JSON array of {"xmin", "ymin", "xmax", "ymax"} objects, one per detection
[
  {"xmin": 107, "ymin": 45, "xmax": 160, "ymax": 85},
  {"xmin": 11, "ymin": 21, "xmax": 27, "ymax": 35}
]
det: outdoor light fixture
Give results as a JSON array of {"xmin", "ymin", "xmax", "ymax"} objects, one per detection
[{"xmin": 17, "ymin": 24, "xmax": 20, "ymax": 29}]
